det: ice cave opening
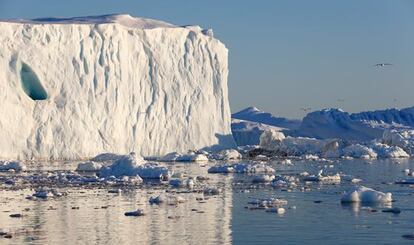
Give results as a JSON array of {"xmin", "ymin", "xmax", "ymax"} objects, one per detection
[{"xmin": 20, "ymin": 62, "xmax": 48, "ymax": 100}]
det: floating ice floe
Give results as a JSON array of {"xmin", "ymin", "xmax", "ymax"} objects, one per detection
[
  {"xmin": 159, "ymin": 152, "xmax": 209, "ymax": 162},
  {"xmin": 149, "ymin": 194, "xmax": 185, "ymax": 205},
  {"xmin": 248, "ymin": 198, "xmax": 288, "ymax": 208},
  {"xmin": 271, "ymin": 175, "xmax": 299, "ymax": 188},
  {"xmin": 265, "ymin": 207, "xmax": 286, "ymax": 214},
  {"xmin": 90, "ymin": 153, "xmax": 124, "ymax": 162},
  {"xmin": 370, "ymin": 143, "xmax": 409, "ymax": 158},
  {"xmin": 303, "ymin": 170, "xmax": 341, "ymax": 183},
  {"xmin": 382, "ymin": 129, "xmax": 414, "ymax": 154},
  {"xmin": 342, "ymin": 144, "xmax": 377, "ymax": 159},
  {"xmin": 32, "ymin": 188, "xmax": 63, "ymax": 199},
  {"xmin": 252, "ymin": 174, "xmax": 275, "ymax": 183},
  {"xmin": 99, "ymin": 153, "xmax": 171, "ymax": 180},
  {"xmin": 169, "ymin": 178, "xmax": 195, "ymax": 189},
  {"xmin": 0, "ymin": 161, "xmax": 26, "ymax": 172},
  {"xmin": 76, "ymin": 161, "xmax": 102, "ymax": 172},
  {"xmin": 211, "ymin": 149, "xmax": 242, "ymax": 161},
  {"xmin": 341, "ymin": 186, "xmax": 392, "ymax": 204},
  {"xmin": 208, "ymin": 163, "xmax": 275, "ymax": 174}
]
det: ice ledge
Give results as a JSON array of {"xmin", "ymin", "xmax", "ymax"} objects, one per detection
[{"xmin": 0, "ymin": 14, "xmax": 192, "ymax": 30}]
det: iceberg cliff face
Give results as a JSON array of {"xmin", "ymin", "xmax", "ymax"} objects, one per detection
[{"xmin": 0, "ymin": 14, "xmax": 234, "ymax": 160}]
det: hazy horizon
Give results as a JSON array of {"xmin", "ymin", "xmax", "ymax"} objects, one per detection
[{"xmin": 1, "ymin": 0, "xmax": 413, "ymax": 119}]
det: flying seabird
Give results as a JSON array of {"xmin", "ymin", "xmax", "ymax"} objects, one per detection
[{"xmin": 374, "ymin": 63, "xmax": 393, "ymax": 67}]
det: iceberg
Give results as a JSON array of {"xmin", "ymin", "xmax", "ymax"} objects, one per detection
[
  {"xmin": 341, "ymin": 186, "xmax": 392, "ymax": 204},
  {"xmin": 0, "ymin": 14, "xmax": 234, "ymax": 160}
]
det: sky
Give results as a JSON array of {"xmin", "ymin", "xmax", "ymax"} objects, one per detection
[{"xmin": 1, "ymin": 0, "xmax": 413, "ymax": 119}]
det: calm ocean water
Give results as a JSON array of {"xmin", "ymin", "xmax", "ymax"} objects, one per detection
[{"xmin": 1, "ymin": 159, "xmax": 414, "ymax": 244}]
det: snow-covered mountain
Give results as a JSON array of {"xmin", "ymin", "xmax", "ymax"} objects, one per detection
[
  {"xmin": 232, "ymin": 107, "xmax": 301, "ymax": 130},
  {"xmin": 0, "ymin": 14, "xmax": 234, "ymax": 160}
]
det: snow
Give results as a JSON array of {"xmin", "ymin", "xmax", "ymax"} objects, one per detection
[
  {"xmin": 232, "ymin": 119, "xmax": 285, "ymax": 146},
  {"xmin": 341, "ymin": 186, "xmax": 392, "ymax": 204},
  {"xmin": 259, "ymin": 130, "xmax": 410, "ymax": 158},
  {"xmin": 158, "ymin": 152, "xmax": 209, "ymax": 162},
  {"xmin": 232, "ymin": 107, "xmax": 301, "ymax": 130},
  {"xmin": 351, "ymin": 107, "xmax": 414, "ymax": 127},
  {"xmin": 294, "ymin": 108, "xmax": 383, "ymax": 141},
  {"xmin": 342, "ymin": 144, "xmax": 378, "ymax": 159},
  {"xmin": 98, "ymin": 153, "xmax": 171, "ymax": 179},
  {"xmin": 0, "ymin": 14, "xmax": 234, "ymax": 160},
  {"xmin": 75, "ymin": 161, "xmax": 102, "ymax": 172},
  {"xmin": 252, "ymin": 174, "xmax": 275, "ymax": 183},
  {"xmin": 211, "ymin": 149, "xmax": 242, "ymax": 161},
  {"xmin": 382, "ymin": 129, "xmax": 414, "ymax": 154},
  {"xmin": 259, "ymin": 130, "xmax": 286, "ymax": 150},
  {"xmin": 369, "ymin": 143, "xmax": 409, "ymax": 158}
]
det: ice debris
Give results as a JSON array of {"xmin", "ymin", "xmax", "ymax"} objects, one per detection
[
  {"xmin": 0, "ymin": 161, "xmax": 26, "ymax": 172},
  {"xmin": 76, "ymin": 161, "xmax": 102, "ymax": 172},
  {"xmin": 341, "ymin": 186, "xmax": 392, "ymax": 204},
  {"xmin": 99, "ymin": 153, "xmax": 171, "ymax": 180},
  {"xmin": 208, "ymin": 163, "xmax": 275, "ymax": 174}
]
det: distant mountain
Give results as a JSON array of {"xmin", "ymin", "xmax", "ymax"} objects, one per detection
[{"xmin": 232, "ymin": 107, "xmax": 301, "ymax": 130}]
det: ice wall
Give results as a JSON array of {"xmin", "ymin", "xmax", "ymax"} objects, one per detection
[{"xmin": 0, "ymin": 14, "xmax": 234, "ymax": 160}]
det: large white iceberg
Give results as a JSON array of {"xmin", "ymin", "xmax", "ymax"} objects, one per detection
[{"xmin": 0, "ymin": 14, "xmax": 234, "ymax": 160}]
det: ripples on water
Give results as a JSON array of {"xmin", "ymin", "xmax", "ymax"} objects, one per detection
[{"xmin": 1, "ymin": 159, "xmax": 414, "ymax": 244}]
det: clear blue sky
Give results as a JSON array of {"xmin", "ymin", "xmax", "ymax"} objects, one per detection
[{"xmin": 1, "ymin": 0, "xmax": 413, "ymax": 118}]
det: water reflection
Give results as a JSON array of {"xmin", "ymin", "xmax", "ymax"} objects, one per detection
[{"xmin": 0, "ymin": 165, "xmax": 233, "ymax": 244}]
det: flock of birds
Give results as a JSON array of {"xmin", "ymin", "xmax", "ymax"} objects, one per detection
[{"xmin": 298, "ymin": 62, "xmax": 394, "ymax": 114}]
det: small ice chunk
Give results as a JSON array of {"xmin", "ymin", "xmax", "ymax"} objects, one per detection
[
  {"xmin": 249, "ymin": 198, "xmax": 288, "ymax": 207},
  {"xmin": 211, "ymin": 149, "xmax": 242, "ymax": 161},
  {"xmin": 0, "ymin": 161, "xmax": 26, "ymax": 172},
  {"xmin": 90, "ymin": 153, "xmax": 124, "ymax": 162},
  {"xmin": 169, "ymin": 178, "xmax": 195, "ymax": 188},
  {"xmin": 303, "ymin": 154, "xmax": 319, "ymax": 160},
  {"xmin": 159, "ymin": 152, "xmax": 209, "ymax": 162},
  {"xmin": 99, "ymin": 153, "xmax": 170, "ymax": 180},
  {"xmin": 203, "ymin": 187, "xmax": 221, "ymax": 195},
  {"xmin": 341, "ymin": 186, "xmax": 392, "ymax": 203},
  {"xmin": 124, "ymin": 209, "xmax": 144, "ymax": 216},
  {"xmin": 252, "ymin": 174, "xmax": 275, "ymax": 183},
  {"xmin": 208, "ymin": 165, "xmax": 234, "ymax": 174},
  {"xmin": 149, "ymin": 194, "xmax": 185, "ymax": 205},
  {"xmin": 149, "ymin": 195, "xmax": 165, "ymax": 204},
  {"xmin": 33, "ymin": 189, "xmax": 54, "ymax": 199},
  {"xmin": 76, "ymin": 161, "xmax": 102, "ymax": 172}
]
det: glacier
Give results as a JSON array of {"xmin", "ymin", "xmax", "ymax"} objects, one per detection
[{"xmin": 0, "ymin": 14, "xmax": 234, "ymax": 160}]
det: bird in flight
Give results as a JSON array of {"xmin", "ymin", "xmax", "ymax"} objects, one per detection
[
  {"xmin": 374, "ymin": 63, "xmax": 393, "ymax": 67},
  {"xmin": 300, "ymin": 107, "xmax": 312, "ymax": 113}
]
